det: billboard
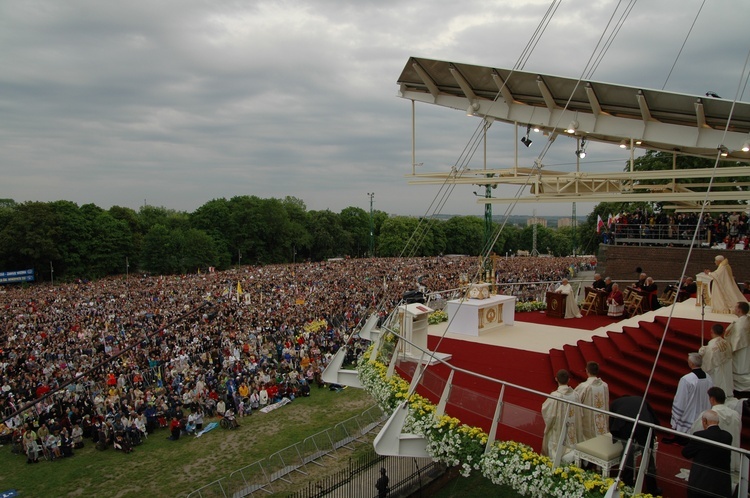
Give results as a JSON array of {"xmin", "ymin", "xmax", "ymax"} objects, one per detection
[{"xmin": 0, "ymin": 269, "xmax": 35, "ymax": 284}]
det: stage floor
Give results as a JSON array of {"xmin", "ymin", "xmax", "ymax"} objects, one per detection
[{"xmin": 428, "ymin": 298, "xmax": 735, "ymax": 353}]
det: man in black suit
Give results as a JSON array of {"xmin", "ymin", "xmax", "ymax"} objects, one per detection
[
  {"xmin": 609, "ymin": 395, "xmax": 661, "ymax": 495},
  {"xmin": 681, "ymin": 409, "xmax": 733, "ymax": 498}
]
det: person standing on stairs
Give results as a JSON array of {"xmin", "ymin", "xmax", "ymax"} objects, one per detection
[
  {"xmin": 699, "ymin": 323, "xmax": 734, "ymax": 397},
  {"xmin": 724, "ymin": 301, "xmax": 750, "ymax": 399},
  {"xmin": 666, "ymin": 353, "xmax": 713, "ymax": 444}
]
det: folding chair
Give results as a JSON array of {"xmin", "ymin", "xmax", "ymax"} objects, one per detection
[
  {"xmin": 624, "ymin": 294, "xmax": 644, "ymax": 317},
  {"xmin": 581, "ymin": 291, "xmax": 599, "ymax": 316}
]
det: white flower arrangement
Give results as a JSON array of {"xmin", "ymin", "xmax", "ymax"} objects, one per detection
[
  {"xmin": 515, "ymin": 300, "xmax": 547, "ymax": 312},
  {"xmin": 359, "ymin": 343, "xmax": 657, "ymax": 498}
]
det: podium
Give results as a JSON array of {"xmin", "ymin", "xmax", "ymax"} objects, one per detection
[{"xmin": 546, "ymin": 291, "xmax": 566, "ymax": 319}]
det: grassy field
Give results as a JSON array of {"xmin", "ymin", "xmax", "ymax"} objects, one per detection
[
  {"xmin": 1, "ymin": 387, "xmax": 376, "ymax": 497},
  {"xmin": 434, "ymin": 473, "xmax": 522, "ymax": 498}
]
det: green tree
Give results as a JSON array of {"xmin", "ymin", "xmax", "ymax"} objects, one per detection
[
  {"xmin": 339, "ymin": 206, "xmax": 370, "ymax": 257},
  {"xmin": 444, "ymin": 216, "xmax": 484, "ymax": 255}
]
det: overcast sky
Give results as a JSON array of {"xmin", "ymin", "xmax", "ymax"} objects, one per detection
[{"xmin": 2, "ymin": 0, "xmax": 749, "ymax": 218}]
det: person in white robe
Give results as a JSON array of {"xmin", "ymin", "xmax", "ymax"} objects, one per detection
[
  {"xmin": 574, "ymin": 361, "xmax": 609, "ymax": 440},
  {"xmin": 699, "ymin": 323, "xmax": 734, "ymax": 396},
  {"xmin": 555, "ymin": 278, "xmax": 582, "ymax": 319},
  {"xmin": 724, "ymin": 301, "xmax": 750, "ymax": 395},
  {"xmin": 705, "ymin": 255, "xmax": 747, "ymax": 314},
  {"xmin": 542, "ymin": 369, "xmax": 583, "ymax": 463},
  {"xmin": 670, "ymin": 353, "xmax": 713, "ymax": 433},
  {"xmin": 689, "ymin": 387, "xmax": 741, "ymax": 487}
]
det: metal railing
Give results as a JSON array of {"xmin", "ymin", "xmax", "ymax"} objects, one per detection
[
  {"xmin": 186, "ymin": 404, "xmax": 386, "ymax": 498},
  {"xmin": 288, "ymin": 447, "xmax": 441, "ymax": 498}
]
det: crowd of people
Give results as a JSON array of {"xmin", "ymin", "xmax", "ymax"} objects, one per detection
[
  {"xmin": 0, "ymin": 255, "xmax": 591, "ymax": 463},
  {"xmin": 601, "ymin": 209, "xmax": 750, "ymax": 249}
]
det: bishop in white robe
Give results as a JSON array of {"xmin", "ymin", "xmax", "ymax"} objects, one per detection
[
  {"xmin": 542, "ymin": 370, "xmax": 583, "ymax": 463},
  {"xmin": 724, "ymin": 302, "xmax": 750, "ymax": 394},
  {"xmin": 699, "ymin": 324, "xmax": 734, "ymax": 396},
  {"xmin": 574, "ymin": 363, "xmax": 609, "ymax": 440}
]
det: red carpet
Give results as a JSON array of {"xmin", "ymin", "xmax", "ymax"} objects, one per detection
[
  {"xmin": 515, "ymin": 309, "xmax": 618, "ymax": 330},
  {"xmin": 413, "ymin": 311, "xmax": 746, "ymax": 497}
]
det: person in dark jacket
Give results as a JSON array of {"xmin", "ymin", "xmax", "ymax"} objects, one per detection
[
  {"xmin": 609, "ymin": 395, "xmax": 661, "ymax": 495},
  {"xmin": 682, "ymin": 409, "xmax": 733, "ymax": 498}
]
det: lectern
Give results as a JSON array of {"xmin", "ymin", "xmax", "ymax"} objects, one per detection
[{"xmin": 546, "ymin": 291, "xmax": 566, "ymax": 319}]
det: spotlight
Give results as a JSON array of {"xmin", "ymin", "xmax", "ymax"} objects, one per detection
[
  {"xmin": 635, "ymin": 140, "xmax": 642, "ymax": 145},
  {"xmin": 466, "ymin": 102, "xmax": 480, "ymax": 116},
  {"xmin": 742, "ymin": 140, "xmax": 750, "ymax": 152},
  {"xmin": 719, "ymin": 145, "xmax": 729, "ymax": 157},
  {"xmin": 566, "ymin": 121, "xmax": 579, "ymax": 134},
  {"xmin": 532, "ymin": 125, "xmax": 540, "ymax": 133},
  {"xmin": 575, "ymin": 138, "xmax": 587, "ymax": 159},
  {"xmin": 520, "ymin": 125, "xmax": 532, "ymax": 147},
  {"xmin": 619, "ymin": 139, "xmax": 628, "ymax": 149}
]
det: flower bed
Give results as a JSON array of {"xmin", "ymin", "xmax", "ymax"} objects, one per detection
[{"xmin": 359, "ymin": 343, "xmax": 655, "ymax": 497}]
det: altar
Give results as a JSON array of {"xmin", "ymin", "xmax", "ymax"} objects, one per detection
[{"xmin": 445, "ymin": 294, "xmax": 516, "ymax": 336}]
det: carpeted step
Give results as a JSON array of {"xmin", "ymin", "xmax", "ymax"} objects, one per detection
[
  {"xmin": 562, "ymin": 344, "xmax": 587, "ymax": 383},
  {"xmin": 591, "ymin": 335, "xmax": 622, "ymax": 360},
  {"xmin": 575, "ymin": 340, "xmax": 603, "ymax": 365},
  {"xmin": 548, "ymin": 349, "xmax": 568, "ymax": 379},
  {"xmin": 604, "ymin": 329, "xmax": 641, "ymax": 354}
]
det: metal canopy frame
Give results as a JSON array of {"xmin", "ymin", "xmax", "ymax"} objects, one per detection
[{"xmin": 397, "ymin": 57, "xmax": 750, "ymax": 210}]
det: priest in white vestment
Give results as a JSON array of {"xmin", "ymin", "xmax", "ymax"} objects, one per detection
[
  {"xmin": 689, "ymin": 387, "xmax": 741, "ymax": 486},
  {"xmin": 705, "ymin": 255, "xmax": 747, "ymax": 314},
  {"xmin": 555, "ymin": 278, "xmax": 582, "ymax": 319},
  {"xmin": 542, "ymin": 369, "xmax": 583, "ymax": 463},
  {"xmin": 725, "ymin": 301, "xmax": 750, "ymax": 395},
  {"xmin": 671, "ymin": 353, "xmax": 713, "ymax": 433},
  {"xmin": 574, "ymin": 361, "xmax": 609, "ymax": 440},
  {"xmin": 699, "ymin": 323, "xmax": 734, "ymax": 396}
]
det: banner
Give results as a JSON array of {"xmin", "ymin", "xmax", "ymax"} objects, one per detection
[{"xmin": 0, "ymin": 269, "xmax": 34, "ymax": 284}]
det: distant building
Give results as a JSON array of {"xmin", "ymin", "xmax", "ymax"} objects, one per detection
[
  {"xmin": 557, "ymin": 218, "xmax": 573, "ymax": 227},
  {"xmin": 526, "ymin": 217, "xmax": 548, "ymax": 227}
]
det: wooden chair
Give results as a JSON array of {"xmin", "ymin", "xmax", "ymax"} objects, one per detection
[
  {"xmin": 581, "ymin": 291, "xmax": 599, "ymax": 316},
  {"xmin": 659, "ymin": 288, "xmax": 676, "ymax": 307},
  {"xmin": 624, "ymin": 294, "xmax": 644, "ymax": 317}
]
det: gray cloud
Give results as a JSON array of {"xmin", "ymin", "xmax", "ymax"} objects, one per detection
[{"xmin": 1, "ymin": 0, "xmax": 748, "ymax": 217}]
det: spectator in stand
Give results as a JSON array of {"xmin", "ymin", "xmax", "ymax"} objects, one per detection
[
  {"xmin": 699, "ymin": 324, "xmax": 734, "ymax": 396},
  {"xmin": 541, "ymin": 369, "xmax": 582, "ymax": 463},
  {"xmin": 666, "ymin": 353, "xmax": 713, "ymax": 444},
  {"xmin": 724, "ymin": 301, "xmax": 750, "ymax": 398},
  {"xmin": 574, "ymin": 361, "xmax": 609, "ymax": 440}
]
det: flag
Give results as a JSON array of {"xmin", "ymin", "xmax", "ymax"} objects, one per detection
[
  {"xmin": 597, "ymin": 214, "xmax": 605, "ymax": 234},
  {"xmin": 237, "ymin": 281, "xmax": 243, "ymax": 296},
  {"xmin": 607, "ymin": 213, "xmax": 613, "ymax": 228}
]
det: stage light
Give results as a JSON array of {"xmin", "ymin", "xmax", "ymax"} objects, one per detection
[
  {"xmin": 566, "ymin": 121, "xmax": 578, "ymax": 134},
  {"xmin": 520, "ymin": 125, "xmax": 532, "ymax": 147},
  {"xmin": 742, "ymin": 140, "xmax": 750, "ymax": 152},
  {"xmin": 466, "ymin": 102, "xmax": 480, "ymax": 116},
  {"xmin": 575, "ymin": 138, "xmax": 587, "ymax": 159},
  {"xmin": 619, "ymin": 139, "xmax": 628, "ymax": 149}
]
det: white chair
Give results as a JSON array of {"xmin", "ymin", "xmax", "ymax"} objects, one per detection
[{"xmin": 573, "ymin": 433, "xmax": 624, "ymax": 477}]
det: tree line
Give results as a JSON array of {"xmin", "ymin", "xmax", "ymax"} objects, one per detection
[{"xmin": 0, "ymin": 196, "xmax": 582, "ymax": 281}]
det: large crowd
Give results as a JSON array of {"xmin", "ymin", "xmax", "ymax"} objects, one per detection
[
  {"xmin": 604, "ymin": 209, "xmax": 750, "ymax": 249},
  {"xmin": 0, "ymin": 255, "xmax": 590, "ymax": 462}
]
